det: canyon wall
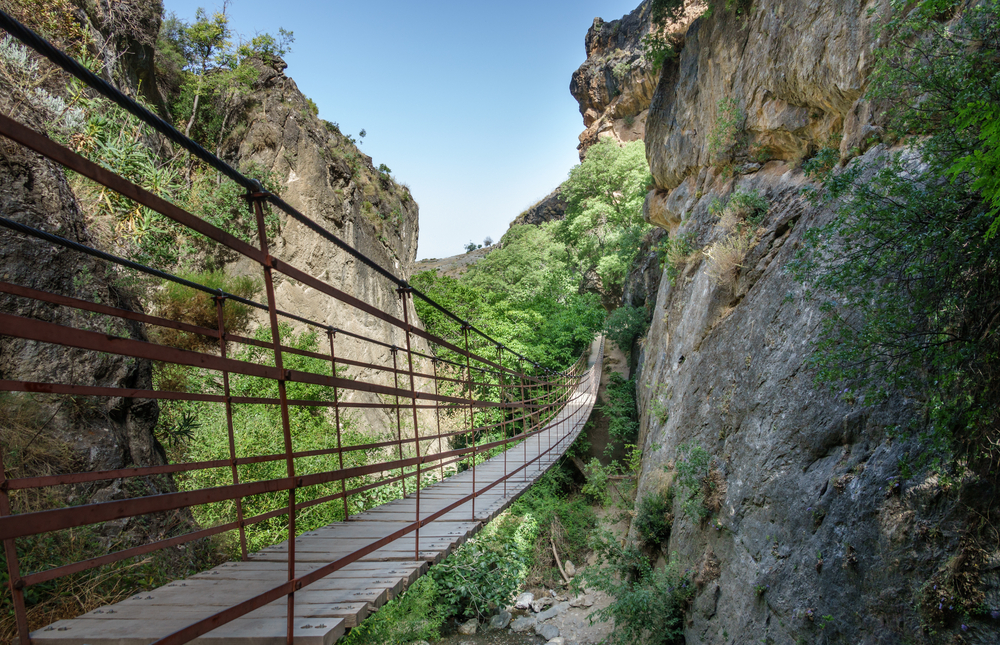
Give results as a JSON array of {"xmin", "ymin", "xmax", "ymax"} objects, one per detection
[
  {"xmin": 618, "ymin": 1, "xmax": 999, "ymax": 643},
  {"xmin": 0, "ymin": 0, "xmax": 435, "ymax": 523}
]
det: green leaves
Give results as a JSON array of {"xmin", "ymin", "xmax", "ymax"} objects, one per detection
[
  {"xmin": 580, "ymin": 532, "xmax": 692, "ymax": 645},
  {"xmin": 788, "ymin": 0, "xmax": 1000, "ymax": 476},
  {"xmin": 557, "ymin": 139, "xmax": 652, "ymax": 300}
]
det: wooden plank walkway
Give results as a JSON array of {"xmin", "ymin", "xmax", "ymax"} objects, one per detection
[{"xmin": 31, "ymin": 338, "xmax": 604, "ymax": 645}]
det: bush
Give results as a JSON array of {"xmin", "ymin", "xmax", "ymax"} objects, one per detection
[
  {"xmin": 790, "ymin": 0, "xmax": 1000, "ymax": 477},
  {"xmin": 172, "ymin": 325, "xmax": 385, "ymax": 554},
  {"xmin": 430, "ymin": 510, "xmax": 537, "ymax": 619},
  {"xmin": 340, "ymin": 576, "xmax": 443, "ymax": 645},
  {"xmin": 581, "ymin": 532, "xmax": 693, "ymax": 645},
  {"xmin": 602, "ymin": 373, "xmax": 639, "ymax": 448},
  {"xmin": 604, "ymin": 304, "xmax": 649, "ymax": 351},
  {"xmin": 674, "ymin": 443, "xmax": 714, "ymax": 522},
  {"xmin": 707, "ymin": 98, "xmax": 744, "ymax": 162},
  {"xmin": 153, "ymin": 270, "xmax": 259, "ymax": 352},
  {"xmin": 635, "ymin": 488, "xmax": 674, "ymax": 548},
  {"xmin": 581, "ymin": 457, "xmax": 613, "ymax": 506},
  {"xmin": 703, "ymin": 232, "xmax": 752, "ymax": 287},
  {"xmin": 656, "ymin": 231, "xmax": 699, "ymax": 285}
]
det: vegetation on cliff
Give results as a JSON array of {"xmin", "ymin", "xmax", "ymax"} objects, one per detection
[{"xmin": 792, "ymin": 0, "xmax": 1000, "ymax": 480}]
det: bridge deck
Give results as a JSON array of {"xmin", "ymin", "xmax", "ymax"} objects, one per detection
[{"xmin": 31, "ymin": 339, "xmax": 603, "ymax": 645}]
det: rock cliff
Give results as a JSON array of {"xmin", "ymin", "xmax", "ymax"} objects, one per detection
[
  {"xmin": 570, "ymin": 1, "xmax": 700, "ymax": 157},
  {"xmin": 624, "ymin": 1, "xmax": 999, "ymax": 643},
  {"xmin": 0, "ymin": 1, "xmax": 433, "ymax": 515}
]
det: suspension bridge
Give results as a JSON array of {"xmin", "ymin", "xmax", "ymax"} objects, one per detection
[{"xmin": 0, "ymin": 11, "xmax": 603, "ymax": 645}]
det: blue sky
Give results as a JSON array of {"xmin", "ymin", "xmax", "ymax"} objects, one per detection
[{"xmin": 163, "ymin": 0, "xmax": 643, "ymax": 260}]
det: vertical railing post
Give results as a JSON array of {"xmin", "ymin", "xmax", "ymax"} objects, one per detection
[
  {"xmin": 518, "ymin": 358, "xmax": 527, "ymax": 482},
  {"xmin": 326, "ymin": 328, "xmax": 349, "ymax": 522},
  {"xmin": 432, "ymin": 357, "xmax": 444, "ymax": 482},
  {"xmin": 498, "ymin": 344, "xmax": 506, "ymax": 497},
  {"xmin": 250, "ymin": 190, "xmax": 296, "ymax": 645},
  {"xmin": 398, "ymin": 286, "xmax": 422, "ymax": 560},
  {"xmin": 0, "ymin": 451, "xmax": 30, "ymax": 645},
  {"xmin": 215, "ymin": 295, "xmax": 248, "ymax": 561},
  {"xmin": 462, "ymin": 324, "xmax": 475, "ymax": 520},
  {"xmin": 391, "ymin": 346, "xmax": 407, "ymax": 498}
]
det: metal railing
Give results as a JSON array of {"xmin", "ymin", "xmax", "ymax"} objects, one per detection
[{"xmin": 0, "ymin": 10, "xmax": 594, "ymax": 645}]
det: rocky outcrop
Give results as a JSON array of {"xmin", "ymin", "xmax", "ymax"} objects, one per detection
[
  {"xmin": 509, "ymin": 187, "xmax": 567, "ymax": 228},
  {"xmin": 0, "ymin": 92, "xmax": 182, "ymax": 544},
  {"xmin": 217, "ymin": 55, "xmax": 434, "ymax": 435},
  {"xmin": 631, "ymin": 1, "xmax": 999, "ymax": 643},
  {"xmin": 570, "ymin": 1, "xmax": 701, "ymax": 157}
]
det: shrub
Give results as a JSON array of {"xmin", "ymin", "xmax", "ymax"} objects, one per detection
[
  {"xmin": 656, "ymin": 231, "xmax": 699, "ymax": 285},
  {"xmin": 790, "ymin": 0, "xmax": 1000, "ymax": 477},
  {"xmin": 341, "ymin": 576, "xmax": 443, "ymax": 645},
  {"xmin": 581, "ymin": 531, "xmax": 693, "ymax": 645},
  {"xmin": 723, "ymin": 188, "xmax": 768, "ymax": 227},
  {"xmin": 703, "ymin": 233, "xmax": 752, "ymax": 287},
  {"xmin": 602, "ymin": 372, "xmax": 640, "ymax": 448},
  {"xmin": 802, "ymin": 147, "xmax": 840, "ymax": 178},
  {"xmin": 430, "ymin": 510, "xmax": 537, "ymax": 619},
  {"xmin": 634, "ymin": 488, "xmax": 674, "ymax": 548},
  {"xmin": 673, "ymin": 443, "xmax": 714, "ymax": 521},
  {"xmin": 582, "ymin": 457, "xmax": 613, "ymax": 506},
  {"xmin": 604, "ymin": 304, "xmax": 650, "ymax": 351},
  {"xmin": 174, "ymin": 325, "xmax": 384, "ymax": 554},
  {"xmin": 152, "ymin": 270, "xmax": 259, "ymax": 352},
  {"xmin": 707, "ymin": 98, "xmax": 744, "ymax": 162}
]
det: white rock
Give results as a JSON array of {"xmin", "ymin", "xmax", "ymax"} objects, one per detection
[{"xmin": 514, "ymin": 592, "xmax": 534, "ymax": 609}]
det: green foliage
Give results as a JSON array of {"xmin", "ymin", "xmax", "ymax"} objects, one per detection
[
  {"xmin": 157, "ymin": 7, "xmax": 292, "ymax": 149},
  {"xmin": 186, "ymin": 163, "xmax": 282, "ymax": 252},
  {"xmin": 556, "ymin": 139, "xmax": 652, "ymax": 300},
  {"xmin": 656, "ymin": 231, "xmax": 699, "ymax": 285},
  {"xmin": 635, "ymin": 488, "xmax": 674, "ymax": 548},
  {"xmin": 872, "ymin": 0, "xmax": 1000, "ymax": 238},
  {"xmin": 650, "ymin": 0, "xmax": 751, "ymax": 24},
  {"xmin": 802, "ymin": 147, "xmax": 840, "ymax": 179},
  {"xmin": 580, "ymin": 533, "xmax": 692, "ymax": 645},
  {"xmin": 513, "ymin": 466, "xmax": 598, "ymax": 580},
  {"xmin": 152, "ymin": 269, "xmax": 259, "ymax": 351},
  {"xmin": 603, "ymin": 373, "xmax": 639, "ymax": 448},
  {"xmin": 790, "ymin": 0, "xmax": 1000, "ymax": 477},
  {"xmin": 581, "ymin": 457, "xmax": 613, "ymax": 505},
  {"xmin": 673, "ymin": 443, "xmax": 713, "ymax": 521},
  {"xmin": 707, "ymin": 98, "xmax": 744, "ymax": 162},
  {"xmin": 412, "ymin": 223, "xmax": 603, "ymax": 374},
  {"xmin": 725, "ymin": 188, "xmax": 768, "ymax": 226},
  {"xmin": 341, "ymin": 576, "xmax": 443, "ymax": 645},
  {"xmin": 0, "ymin": 393, "xmax": 224, "ymax": 638},
  {"xmin": 642, "ymin": 32, "xmax": 678, "ymax": 73},
  {"xmin": 604, "ymin": 304, "xmax": 650, "ymax": 351},
  {"xmin": 430, "ymin": 510, "xmax": 538, "ymax": 619},
  {"xmin": 172, "ymin": 325, "xmax": 382, "ymax": 554}
]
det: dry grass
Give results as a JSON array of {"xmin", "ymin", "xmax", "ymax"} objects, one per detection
[
  {"xmin": 151, "ymin": 270, "xmax": 259, "ymax": 352},
  {"xmin": 0, "ymin": 393, "xmax": 226, "ymax": 641},
  {"xmin": 704, "ymin": 233, "xmax": 753, "ymax": 288}
]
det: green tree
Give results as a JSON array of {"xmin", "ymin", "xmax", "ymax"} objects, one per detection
[
  {"xmin": 556, "ymin": 139, "xmax": 651, "ymax": 301},
  {"xmin": 181, "ymin": 7, "xmax": 230, "ymax": 138},
  {"xmin": 790, "ymin": 0, "xmax": 1000, "ymax": 477}
]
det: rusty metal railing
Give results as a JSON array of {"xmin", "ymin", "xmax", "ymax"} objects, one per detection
[{"xmin": 0, "ymin": 11, "xmax": 593, "ymax": 645}]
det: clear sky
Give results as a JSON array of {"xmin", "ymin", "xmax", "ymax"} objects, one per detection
[{"xmin": 163, "ymin": 0, "xmax": 643, "ymax": 260}]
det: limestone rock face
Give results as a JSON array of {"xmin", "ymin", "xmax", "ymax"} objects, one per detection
[
  {"xmin": 215, "ymin": 55, "xmax": 435, "ymax": 438},
  {"xmin": 509, "ymin": 187, "xmax": 567, "ymax": 228},
  {"xmin": 0, "ymin": 101, "xmax": 182, "ymax": 545},
  {"xmin": 570, "ymin": 2, "xmax": 701, "ymax": 157},
  {"xmin": 635, "ymin": 2, "xmax": 999, "ymax": 643},
  {"xmin": 645, "ymin": 0, "xmax": 886, "ymax": 192}
]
